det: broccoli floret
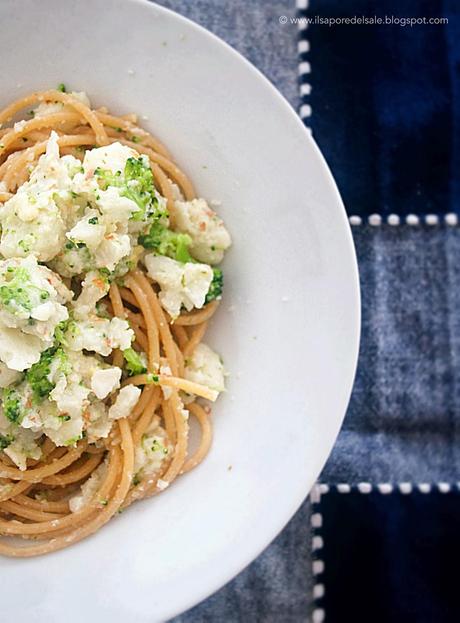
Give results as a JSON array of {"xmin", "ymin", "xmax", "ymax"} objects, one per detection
[
  {"xmin": 123, "ymin": 348, "xmax": 147, "ymax": 376},
  {"xmin": 57, "ymin": 83, "xmax": 66, "ymax": 92},
  {"xmin": 95, "ymin": 156, "xmax": 165, "ymax": 222},
  {"xmin": 54, "ymin": 319, "xmax": 70, "ymax": 346},
  {"xmin": 64, "ymin": 434, "xmax": 83, "ymax": 447},
  {"xmin": 0, "ymin": 433, "xmax": 14, "ymax": 450},
  {"xmin": 205, "ymin": 268, "xmax": 223, "ymax": 304},
  {"xmin": 139, "ymin": 222, "xmax": 192, "ymax": 263},
  {"xmin": 2, "ymin": 388, "xmax": 24, "ymax": 424},
  {"xmin": 0, "ymin": 266, "xmax": 49, "ymax": 315},
  {"xmin": 25, "ymin": 346, "xmax": 67, "ymax": 403}
]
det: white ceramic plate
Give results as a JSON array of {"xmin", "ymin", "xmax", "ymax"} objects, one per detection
[{"xmin": 0, "ymin": 1, "xmax": 360, "ymax": 620}]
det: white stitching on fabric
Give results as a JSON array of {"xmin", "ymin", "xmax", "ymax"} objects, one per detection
[
  {"xmin": 298, "ymin": 61, "xmax": 311, "ymax": 76},
  {"xmin": 349, "ymin": 214, "xmax": 459, "ymax": 226},
  {"xmin": 312, "ymin": 609, "xmax": 325, "ymax": 623},
  {"xmin": 438, "ymin": 482, "xmax": 451, "ymax": 493},
  {"xmin": 296, "ymin": 0, "xmax": 309, "ymax": 10},
  {"xmin": 312, "ymin": 608, "xmax": 325, "ymax": 623},
  {"xmin": 313, "ymin": 584, "xmax": 325, "ymax": 599},
  {"xmin": 310, "ymin": 484, "xmax": 325, "ymax": 623},
  {"xmin": 296, "ymin": 0, "xmax": 311, "ymax": 126},
  {"xmin": 312, "ymin": 535, "xmax": 324, "ymax": 551},
  {"xmin": 323, "ymin": 483, "xmax": 457, "ymax": 493}
]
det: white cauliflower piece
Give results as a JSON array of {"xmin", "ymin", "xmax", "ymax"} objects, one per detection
[
  {"xmin": 108, "ymin": 385, "xmax": 141, "ymax": 420},
  {"xmin": 93, "ymin": 234, "xmax": 132, "ymax": 271},
  {"xmin": 83, "ymin": 142, "xmax": 137, "ymax": 176},
  {"xmin": 0, "ymin": 326, "xmax": 43, "ymax": 371},
  {"xmin": 72, "ymin": 270, "xmax": 110, "ymax": 319},
  {"xmin": 32, "ymin": 101, "xmax": 64, "ymax": 119},
  {"xmin": 49, "ymin": 375, "xmax": 90, "ymax": 420},
  {"xmin": 97, "ymin": 186, "xmax": 138, "ymax": 226},
  {"xmin": 0, "ymin": 362, "xmax": 22, "ymax": 388},
  {"xmin": 3, "ymin": 428, "xmax": 41, "ymax": 471},
  {"xmin": 66, "ymin": 316, "xmax": 134, "ymax": 356},
  {"xmin": 134, "ymin": 423, "xmax": 170, "ymax": 482},
  {"xmin": 66, "ymin": 209, "xmax": 106, "ymax": 251},
  {"xmin": 185, "ymin": 343, "xmax": 225, "ymax": 393},
  {"xmin": 144, "ymin": 254, "xmax": 213, "ymax": 319},
  {"xmin": 174, "ymin": 198, "xmax": 231, "ymax": 264},
  {"xmin": 85, "ymin": 401, "xmax": 111, "ymax": 442},
  {"xmin": 69, "ymin": 460, "xmax": 107, "ymax": 513},
  {"xmin": 91, "ymin": 367, "xmax": 122, "ymax": 399},
  {"xmin": 32, "ymin": 92, "xmax": 91, "ymax": 120},
  {"xmin": 0, "ymin": 256, "xmax": 70, "ymax": 344},
  {"xmin": 0, "ymin": 132, "xmax": 79, "ymax": 261}
]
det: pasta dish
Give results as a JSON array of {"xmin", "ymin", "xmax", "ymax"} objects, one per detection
[{"xmin": 0, "ymin": 87, "xmax": 231, "ymax": 557}]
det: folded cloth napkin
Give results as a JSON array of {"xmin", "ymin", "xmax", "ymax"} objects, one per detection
[{"xmin": 299, "ymin": 0, "xmax": 460, "ymax": 219}]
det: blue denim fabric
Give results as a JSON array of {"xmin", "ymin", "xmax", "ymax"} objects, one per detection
[{"xmin": 324, "ymin": 226, "xmax": 460, "ymax": 483}]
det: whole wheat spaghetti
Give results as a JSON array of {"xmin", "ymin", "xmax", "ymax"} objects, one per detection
[{"xmin": 0, "ymin": 87, "xmax": 231, "ymax": 557}]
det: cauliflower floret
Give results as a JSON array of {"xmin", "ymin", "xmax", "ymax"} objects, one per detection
[
  {"xmin": 66, "ymin": 316, "xmax": 134, "ymax": 356},
  {"xmin": 85, "ymin": 401, "xmax": 111, "ymax": 442},
  {"xmin": 49, "ymin": 375, "xmax": 90, "ymax": 420},
  {"xmin": 144, "ymin": 254, "xmax": 213, "ymax": 319},
  {"xmin": 0, "ymin": 362, "xmax": 21, "ymax": 388},
  {"xmin": 69, "ymin": 460, "xmax": 107, "ymax": 513},
  {"xmin": 0, "ymin": 256, "xmax": 70, "ymax": 345},
  {"xmin": 0, "ymin": 409, "xmax": 42, "ymax": 470},
  {"xmin": 108, "ymin": 385, "xmax": 141, "ymax": 420},
  {"xmin": 3, "ymin": 428, "xmax": 41, "ymax": 470},
  {"xmin": 32, "ymin": 91, "xmax": 91, "ymax": 119},
  {"xmin": 0, "ymin": 326, "xmax": 43, "ymax": 371},
  {"xmin": 0, "ymin": 132, "xmax": 80, "ymax": 261},
  {"xmin": 33, "ymin": 101, "xmax": 64, "ymax": 119},
  {"xmin": 69, "ymin": 91, "xmax": 91, "ymax": 107},
  {"xmin": 83, "ymin": 143, "xmax": 138, "ymax": 176},
  {"xmin": 174, "ymin": 198, "xmax": 231, "ymax": 264},
  {"xmin": 44, "ymin": 410, "xmax": 84, "ymax": 447},
  {"xmin": 93, "ymin": 234, "xmax": 132, "ymax": 272},
  {"xmin": 91, "ymin": 367, "xmax": 122, "ymax": 399},
  {"xmin": 185, "ymin": 343, "xmax": 225, "ymax": 393},
  {"xmin": 133, "ymin": 423, "xmax": 170, "ymax": 483},
  {"xmin": 66, "ymin": 209, "xmax": 106, "ymax": 251},
  {"xmin": 97, "ymin": 186, "xmax": 138, "ymax": 226},
  {"xmin": 51, "ymin": 244, "xmax": 94, "ymax": 278},
  {"xmin": 73, "ymin": 270, "xmax": 110, "ymax": 319}
]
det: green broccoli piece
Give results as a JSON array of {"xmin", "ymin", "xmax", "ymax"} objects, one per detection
[
  {"xmin": 54, "ymin": 319, "xmax": 70, "ymax": 346},
  {"xmin": 95, "ymin": 156, "xmax": 165, "ymax": 222},
  {"xmin": 123, "ymin": 348, "xmax": 147, "ymax": 376},
  {"xmin": 0, "ymin": 266, "xmax": 49, "ymax": 315},
  {"xmin": 25, "ymin": 347, "xmax": 67, "ymax": 403},
  {"xmin": 205, "ymin": 268, "xmax": 223, "ymax": 304},
  {"xmin": 138, "ymin": 222, "xmax": 193, "ymax": 263},
  {"xmin": 57, "ymin": 83, "xmax": 66, "ymax": 92},
  {"xmin": 0, "ymin": 433, "xmax": 14, "ymax": 450},
  {"xmin": 2, "ymin": 388, "xmax": 24, "ymax": 424}
]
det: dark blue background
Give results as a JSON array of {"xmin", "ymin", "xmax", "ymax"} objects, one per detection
[
  {"xmin": 300, "ymin": 0, "xmax": 460, "ymax": 217},
  {"xmin": 315, "ymin": 488, "xmax": 460, "ymax": 623}
]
